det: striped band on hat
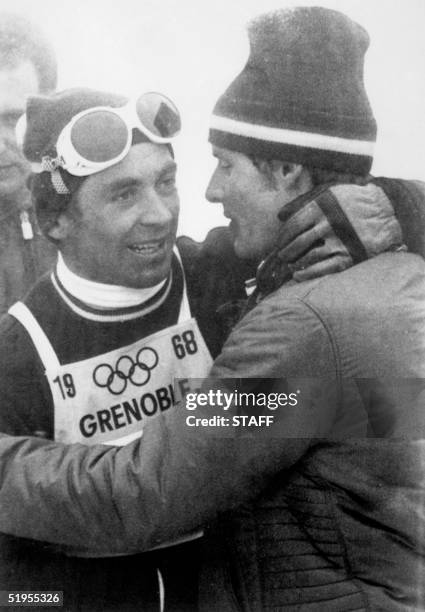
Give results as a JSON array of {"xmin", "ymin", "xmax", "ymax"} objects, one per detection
[
  {"xmin": 209, "ymin": 7, "xmax": 377, "ymax": 175},
  {"xmin": 210, "ymin": 115, "xmax": 375, "ymax": 157}
]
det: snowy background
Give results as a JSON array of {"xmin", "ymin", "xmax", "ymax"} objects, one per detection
[{"xmin": 2, "ymin": 0, "xmax": 425, "ymax": 238}]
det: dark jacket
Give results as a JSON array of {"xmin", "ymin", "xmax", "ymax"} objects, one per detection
[{"xmin": 0, "ymin": 181, "xmax": 424, "ymax": 611}]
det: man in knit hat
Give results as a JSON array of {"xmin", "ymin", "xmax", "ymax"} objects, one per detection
[
  {"xmin": 0, "ymin": 13, "xmax": 57, "ymax": 314},
  {"xmin": 0, "ymin": 7, "xmax": 424, "ymax": 611}
]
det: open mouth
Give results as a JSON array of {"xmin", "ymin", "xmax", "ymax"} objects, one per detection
[{"xmin": 128, "ymin": 238, "xmax": 167, "ymax": 255}]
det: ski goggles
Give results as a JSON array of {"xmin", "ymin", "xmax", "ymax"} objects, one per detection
[{"xmin": 28, "ymin": 92, "xmax": 181, "ymax": 177}]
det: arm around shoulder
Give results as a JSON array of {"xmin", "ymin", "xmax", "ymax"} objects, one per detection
[{"xmin": 0, "ymin": 291, "xmax": 338, "ymax": 552}]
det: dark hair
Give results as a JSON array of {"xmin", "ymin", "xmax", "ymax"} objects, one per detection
[
  {"xmin": 0, "ymin": 13, "xmax": 57, "ymax": 92},
  {"xmin": 29, "ymin": 171, "xmax": 82, "ymax": 245},
  {"xmin": 250, "ymin": 157, "xmax": 281, "ymax": 190},
  {"xmin": 306, "ymin": 165, "xmax": 370, "ymax": 187},
  {"xmin": 250, "ymin": 156, "xmax": 369, "ymax": 189}
]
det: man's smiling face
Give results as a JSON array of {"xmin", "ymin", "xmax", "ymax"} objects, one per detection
[{"xmin": 57, "ymin": 142, "xmax": 179, "ymax": 288}]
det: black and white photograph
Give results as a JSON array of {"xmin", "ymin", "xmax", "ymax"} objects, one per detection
[{"xmin": 0, "ymin": 0, "xmax": 423, "ymax": 610}]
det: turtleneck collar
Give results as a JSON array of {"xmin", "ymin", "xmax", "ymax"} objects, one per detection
[{"xmin": 56, "ymin": 252, "xmax": 168, "ymax": 310}]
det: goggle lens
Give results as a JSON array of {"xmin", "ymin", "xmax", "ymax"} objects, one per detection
[
  {"xmin": 135, "ymin": 92, "xmax": 181, "ymax": 139},
  {"xmin": 70, "ymin": 111, "xmax": 128, "ymax": 163},
  {"xmin": 48, "ymin": 92, "xmax": 181, "ymax": 176}
]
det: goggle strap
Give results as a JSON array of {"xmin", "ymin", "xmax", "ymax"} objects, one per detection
[
  {"xmin": 50, "ymin": 170, "xmax": 71, "ymax": 195},
  {"xmin": 39, "ymin": 156, "xmax": 70, "ymax": 195},
  {"xmin": 41, "ymin": 155, "xmax": 62, "ymax": 172},
  {"xmin": 50, "ymin": 169, "xmax": 70, "ymax": 195}
]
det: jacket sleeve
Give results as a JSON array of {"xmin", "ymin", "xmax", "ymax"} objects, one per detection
[{"xmin": 0, "ymin": 295, "xmax": 337, "ymax": 552}]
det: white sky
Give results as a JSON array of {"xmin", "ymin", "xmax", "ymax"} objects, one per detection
[{"xmin": 2, "ymin": 0, "xmax": 425, "ymax": 238}]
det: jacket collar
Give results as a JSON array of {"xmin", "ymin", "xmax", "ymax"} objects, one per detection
[{"xmin": 255, "ymin": 181, "xmax": 406, "ymax": 298}]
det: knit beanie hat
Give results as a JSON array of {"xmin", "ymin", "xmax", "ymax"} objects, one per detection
[
  {"xmin": 209, "ymin": 7, "xmax": 376, "ymax": 174},
  {"xmin": 23, "ymin": 88, "xmax": 146, "ymax": 238}
]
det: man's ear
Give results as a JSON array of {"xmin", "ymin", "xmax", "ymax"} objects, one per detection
[
  {"xmin": 271, "ymin": 161, "xmax": 313, "ymax": 195},
  {"xmin": 273, "ymin": 162, "xmax": 304, "ymax": 186},
  {"xmin": 47, "ymin": 212, "xmax": 73, "ymax": 242}
]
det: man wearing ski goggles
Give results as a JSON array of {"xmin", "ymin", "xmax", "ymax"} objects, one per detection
[
  {"xmin": 0, "ymin": 87, "xmax": 251, "ymax": 612},
  {"xmin": 18, "ymin": 88, "xmax": 184, "ymax": 290},
  {"xmin": 23, "ymin": 91, "xmax": 181, "ymax": 178}
]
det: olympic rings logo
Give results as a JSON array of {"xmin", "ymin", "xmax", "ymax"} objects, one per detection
[{"xmin": 93, "ymin": 347, "xmax": 159, "ymax": 395}]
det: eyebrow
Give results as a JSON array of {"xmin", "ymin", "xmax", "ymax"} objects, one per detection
[
  {"xmin": 108, "ymin": 178, "xmax": 140, "ymax": 192},
  {"xmin": 107, "ymin": 161, "xmax": 178, "ymax": 192}
]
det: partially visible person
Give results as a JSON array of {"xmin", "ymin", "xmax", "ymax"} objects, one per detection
[{"xmin": 0, "ymin": 13, "xmax": 57, "ymax": 314}]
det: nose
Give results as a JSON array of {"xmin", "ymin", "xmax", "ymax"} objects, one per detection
[
  {"xmin": 205, "ymin": 169, "xmax": 223, "ymax": 203},
  {"xmin": 137, "ymin": 190, "xmax": 176, "ymax": 226}
]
